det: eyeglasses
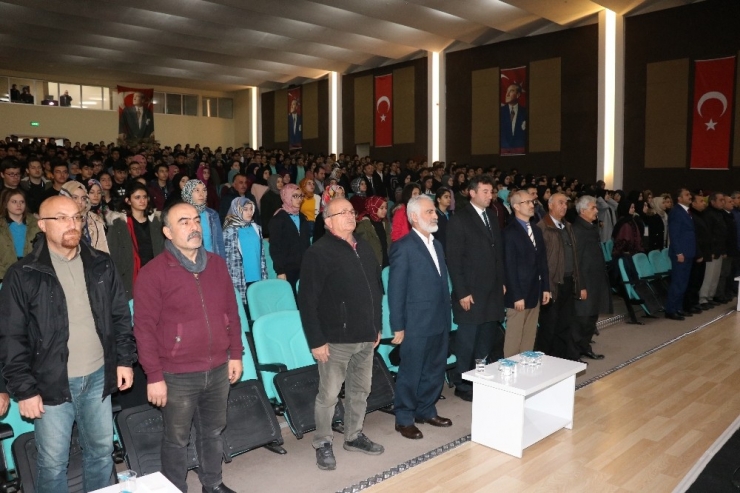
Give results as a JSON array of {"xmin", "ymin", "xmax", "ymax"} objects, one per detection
[
  {"xmin": 326, "ymin": 209, "xmax": 357, "ymax": 219},
  {"xmin": 3, "ymin": 172, "xmax": 21, "ymax": 178},
  {"xmin": 513, "ymin": 199, "xmax": 535, "ymax": 206},
  {"xmin": 40, "ymin": 214, "xmax": 85, "ymax": 224},
  {"xmin": 291, "ymin": 194, "xmax": 304, "ymax": 200}
]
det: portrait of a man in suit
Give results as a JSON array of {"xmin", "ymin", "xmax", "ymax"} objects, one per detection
[
  {"xmin": 119, "ymin": 91, "xmax": 155, "ymax": 141},
  {"xmin": 500, "ymin": 82, "xmax": 527, "ymax": 155},
  {"xmin": 288, "ymin": 97, "xmax": 302, "ymax": 149}
]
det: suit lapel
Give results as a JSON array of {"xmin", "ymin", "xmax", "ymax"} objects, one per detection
[
  {"xmin": 410, "ymin": 230, "xmax": 441, "ymax": 276},
  {"xmin": 468, "ymin": 207, "xmax": 493, "ymax": 239}
]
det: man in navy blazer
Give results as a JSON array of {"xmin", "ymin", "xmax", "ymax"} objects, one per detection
[
  {"xmin": 502, "ymin": 191, "xmax": 550, "ymax": 357},
  {"xmin": 389, "ymin": 195, "xmax": 453, "ymax": 440},
  {"xmin": 666, "ymin": 188, "xmax": 696, "ymax": 320}
]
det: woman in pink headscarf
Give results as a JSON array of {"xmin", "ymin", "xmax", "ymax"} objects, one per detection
[
  {"xmin": 267, "ymin": 183, "xmax": 311, "ymax": 296},
  {"xmin": 196, "ymin": 163, "xmax": 220, "ymax": 211}
]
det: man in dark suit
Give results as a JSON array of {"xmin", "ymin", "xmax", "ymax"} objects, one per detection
[
  {"xmin": 446, "ymin": 175, "xmax": 506, "ymax": 402},
  {"xmin": 118, "ymin": 91, "xmax": 154, "ymax": 140},
  {"xmin": 361, "ymin": 162, "xmax": 385, "ymax": 198},
  {"xmin": 60, "ymin": 90, "xmax": 73, "ymax": 107},
  {"xmin": 389, "ymin": 195, "xmax": 453, "ymax": 440},
  {"xmin": 666, "ymin": 188, "xmax": 696, "ymax": 320},
  {"xmin": 500, "ymin": 82, "xmax": 527, "ymax": 154},
  {"xmin": 684, "ymin": 193, "xmax": 709, "ymax": 313},
  {"xmin": 503, "ymin": 191, "xmax": 550, "ymax": 357}
]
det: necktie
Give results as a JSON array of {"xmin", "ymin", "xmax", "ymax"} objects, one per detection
[
  {"xmin": 481, "ymin": 211, "xmax": 492, "ymax": 236},
  {"xmin": 527, "ymin": 222, "xmax": 536, "ymax": 247},
  {"xmin": 136, "ymin": 107, "xmax": 142, "ymax": 128},
  {"xmin": 511, "ymin": 109, "xmax": 515, "ymax": 121}
]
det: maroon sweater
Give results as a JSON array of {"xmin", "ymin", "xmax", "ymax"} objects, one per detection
[{"xmin": 133, "ymin": 249, "xmax": 243, "ymax": 383}]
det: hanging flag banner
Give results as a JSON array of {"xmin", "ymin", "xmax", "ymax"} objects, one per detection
[
  {"xmin": 500, "ymin": 66, "xmax": 528, "ymax": 156},
  {"xmin": 374, "ymin": 74, "xmax": 393, "ymax": 148},
  {"xmin": 288, "ymin": 87, "xmax": 302, "ymax": 149},
  {"xmin": 117, "ymin": 86, "xmax": 155, "ymax": 142},
  {"xmin": 689, "ymin": 56, "xmax": 736, "ymax": 169}
]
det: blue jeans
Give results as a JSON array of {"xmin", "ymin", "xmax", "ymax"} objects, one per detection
[
  {"xmin": 34, "ymin": 365, "xmax": 113, "ymax": 493},
  {"xmin": 161, "ymin": 363, "xmax": 230, "ymax": 493}
]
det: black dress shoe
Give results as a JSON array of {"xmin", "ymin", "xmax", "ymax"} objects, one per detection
[
  {"xmin": 689, "ymin": 306, "xmax": 703, "ymax": 314},
  {"xmin": 395, "ymin": 424, "xmax": 423, "ymax": 439},
  {"xmin": 676, "ymin": 310, "xmax": 692, "ymax": 317},
  {"xmin": 204, "ymin": 484, "xmax": 237, "ymax": 493},
  {"xmin": 415, "ymin": 415, "xmax": 453, "ymax": 427},
  {"xmin": 582, "ymin": 351, "xmax": 605, "ymax": 360},
  {"xmin": 700, "ymin": 303, "xmax": 713, "ymax": 310},
  {"xmin": 665, "ymin": 312, "xmax": 685, "ymax": 321},
  {"xmin": 454, "ymin": 389, "xmax": 473, "ymax": 402}
]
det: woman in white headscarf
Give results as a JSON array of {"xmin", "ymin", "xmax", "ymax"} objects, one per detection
[{"xmin": 223, "ymin": 197, "xmax": 267, "ymax": 306}]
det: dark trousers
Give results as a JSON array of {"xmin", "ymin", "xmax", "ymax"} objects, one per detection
[
  {"xmin": 394, "ymin": 331, "xmax": 448, "ymax": 426},
  {"xmin": 161, "ymin": 364, "xmax": 230, "ymax": 493},
  {"xmin": 535, "ymin": 276, "xmax": 579, "ymax": 360},
  {"xmin": 451, "ymin": 321, "xmax": 504, "ymax": 392},
  {"xmin": 573, "ymin": 315, "xmax": 598, "ymax": 355},
  {"xmin": 665, "ymin": 256, "xmax": 693, "ymax": 315},
  {"xmin": 684, "ymin": 260, "xmax": 706, "ymax": 310}
]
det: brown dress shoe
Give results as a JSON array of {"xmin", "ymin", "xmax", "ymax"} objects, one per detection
[
  {"xmin": 395, "ymin": 424, "xmax": 423, "ymax": 439},
  {"xmin": 414, "ymin": 416, "xmax": 453, "ymax": 427}
]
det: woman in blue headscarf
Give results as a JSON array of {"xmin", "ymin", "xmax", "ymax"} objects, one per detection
[
  {"xmin": 182, "ymin": 179, "xmax": 226, "ymax": 258},
  {"xmin": 223, "ymin": 197, "xmax": 267, "ymax": 306}
]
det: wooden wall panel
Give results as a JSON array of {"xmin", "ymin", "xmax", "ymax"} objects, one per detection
[
  {"xmin": 529, "ymin": 58, "xmax": 562, "ymax": 153},
  {"xmin": 471, "ymin": 68, "xmax": 499, "ymax": 155}
]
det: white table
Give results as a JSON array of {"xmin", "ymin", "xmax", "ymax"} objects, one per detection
[
  {"xmin": 735, "ymin": 276, "xmax": 740, "ymax": 311},
  {"xmin": 91, "ymin": 472, "xmax": 181, "ymax": 493},
  {"xmin": 463, "ymin": 354, "xmax": 586, "ymax": 458}
]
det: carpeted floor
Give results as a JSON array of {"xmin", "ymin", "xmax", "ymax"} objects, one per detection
[{"xmin": 179, "ymin": 302, "xmax": 736, "ymax": 493}]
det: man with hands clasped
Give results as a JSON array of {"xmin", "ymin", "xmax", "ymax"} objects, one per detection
[
  {"xmin": 133, "ymin": 201, "xmax": 243, "ymax": 493},
  {"xmin": 0, "ymin": 196, "xmax": 136, "ymax": 493}
]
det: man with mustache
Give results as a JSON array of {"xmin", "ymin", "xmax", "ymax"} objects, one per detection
[
  {"xmin": 388, "ymin": 195, "xmax": 453, "ymax": 439},
  {"xmin": 133, "ymin": 201, "xmax": 243, "ymax": 493},
  {"xmin": 0, "ymin": 195, "xmax": 136, "ymax": 492}
]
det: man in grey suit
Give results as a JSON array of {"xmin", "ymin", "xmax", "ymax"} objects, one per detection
[
  {"xmin": 446, "ymin": 175, "xmax": 506, "ymax": 402},
  {"xmin": 389, "ymin": 195, "xmax": 453, "ymax": 440},
  {"xmin": 118, "ymin": 91, "xmax": 154, "ymax": 140}
]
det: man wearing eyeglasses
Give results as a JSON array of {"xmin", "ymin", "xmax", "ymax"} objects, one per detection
[
  {"xmin": 299, "ymin": 197, "xmax": 384, "ymax": 472},
  {"xmin": 0, "ymin": 195, "xmax": 136, "ymax": 492},
  {"xmin": 0, "ymin": 158, "xmax": 22, "ymax": 191},
  {"xmin": 502, "ymin": 190, "xmax": 551, "ymax": 357}
]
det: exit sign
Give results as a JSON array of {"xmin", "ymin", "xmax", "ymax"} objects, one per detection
[{"xmin": 30, "ymin": 122, "xmax": 40, "ymax": 127}]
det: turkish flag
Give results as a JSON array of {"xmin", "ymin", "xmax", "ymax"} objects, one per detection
[
  {"xmin": 374, "ymin": 74, "xmax": 393, "ymax": 147},
  {"xmin": 689, "ymin": 56, "xmax": 736, "ymax": 169}
]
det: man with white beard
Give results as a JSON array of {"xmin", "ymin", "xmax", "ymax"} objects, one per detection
[{"xmin": 388, "ymin": 195, "xmax": 453, "ymax": 440}]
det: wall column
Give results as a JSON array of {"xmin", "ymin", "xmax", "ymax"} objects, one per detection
[
  {"xmin": 251, "ymin": 86, "xmax": 262, "ymax": 149},
  {"xmin": 427, "ymin": 51, "xmax": 445, "ymax": 163},
  {"xmin": 597, "ymin": 9, "xmax": 625, "ymax": 189},
  {"xmin": 329, "ymin": 71, "xmax": 342, "ymax": 155}
]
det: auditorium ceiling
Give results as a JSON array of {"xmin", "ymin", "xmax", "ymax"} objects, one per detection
[{"xmin": 0, "ymin": 0, "xmax": 702, "ymax": 91}]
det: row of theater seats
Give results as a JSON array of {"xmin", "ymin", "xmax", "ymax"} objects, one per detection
[{"xmin": 601, "ymin": 240, "xmax": 673, "ymax": 324}]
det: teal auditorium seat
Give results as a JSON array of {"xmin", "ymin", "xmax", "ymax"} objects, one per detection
[
  {"xmin": 246, "ymin": 279, "xmax": 297, "ymax": 322},
  {"xmin": 602, "ymin": 239, "xmax": 614, "ymax": 262},
  {"xmin": 660, "ymin": 248, "xmax": 672, "ymax": 273},
  {"xmin": 0, "ymin": 401, "xmax": 34, "ymax": 478},
  {"xmin": 251, "ymin": 310, "xmax": 314, "ymax": 402}
]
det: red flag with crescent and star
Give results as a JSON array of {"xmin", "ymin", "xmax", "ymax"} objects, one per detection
[
  {"xmin": 374, "ymin": 74, "xmax": 393, "ymax": 147},
  {"xmin": 689, "ymin": 56, "xmax": 736, "ymax": 170}
]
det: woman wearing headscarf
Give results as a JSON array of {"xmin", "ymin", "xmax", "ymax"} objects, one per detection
[
  {"xmin": 354, "ymin": 195, "xmax": 391, "ymax": 267},
  {"xmin": 391, "ymin": 182, "xmax": 421, "ymax": 242},
  {"xmin": 646, "ymin": 195, "xmax": 668, "ymax": 251},
  {"xmin": 313, "ymin": 184, "xmax": 345, "ymax": 243},
  {"xmin": 59, "ymin": 180, "xmax": 109, "ymax": 253},
  {"xmin": 298, "ymin": 177, "xmax": 321, "ymax": 237},
  {"xmin": 196, "ymin": 164, "xmax": 220, "ymax": 210},
  {"xmin": 181, "ymin": 179, "xmax": 226, "ymax": 258},
  {"xmin": 223, "ymin": 197, "xmax": 267, "ymax": 307},
  {"xmin": 595, "ymin": 188, "xmax": 618, "ymax": 242},
  {"xmin": 611, "ymin": 200, "xmax": 644, "ymax": 257},
  {"xmin": 349, "ymin": 176, "xmax": 368, "ymax": 214},
  {"xmin": 106, "ymin": 183, "xmax": 164, "ymax": 299},
  {"xmin": 260, "ymin": 173, "xmax": 284, "ymax": 238},
  {"xmin": 434, "ymin": 186, "xmax": 454, "ymax": 253},
  {"xmin": 268, "ymin": 183, "xmax": 311, "ymax": 296},
  {"xmin": 250, "ymin": 166, "xmax": 271, "ymax": 209},
  {"xmin": 86, "ymin": 178, "xmax": 111, "ymax": 228}
]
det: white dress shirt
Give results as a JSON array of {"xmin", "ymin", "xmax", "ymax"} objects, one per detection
[{"xmin": 413, "ymin": 228, "xmax": 440, "ymax": 275}]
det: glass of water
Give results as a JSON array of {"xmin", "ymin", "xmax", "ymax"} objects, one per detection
[
  {"xmin": 117, "ymin": 470, "xmax": 137, "ymax": 492},
  {"xmin": 475, "ymin": 359, "xmax": 486, "ymax": 373}
]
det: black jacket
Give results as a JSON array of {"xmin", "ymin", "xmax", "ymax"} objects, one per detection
[
  {"xmin": 298, "ymin": 232, "xmax": 382, "ymax": 349},
  {"xmin": 705, "ymin": 206, "xmax": 727, "ymax": 257},
  {"xmin": 0, "ymin": 234, "xmax": 136, "ymax": 405},
  {"xmin": 722, "ymin": 209, "xmax": 739, "ymax": 257},
  {"xmin": 690, "ymin": 207, "xmax": 711, "ymax": 261},
  {"xmin": 268, "ymin": 210, "xmax": 311, "ymax": 275}
]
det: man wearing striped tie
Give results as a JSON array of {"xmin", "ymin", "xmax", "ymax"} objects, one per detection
[{"xmin": 502, "ymin": 190, "xmax": 551, "ymax": 357}]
